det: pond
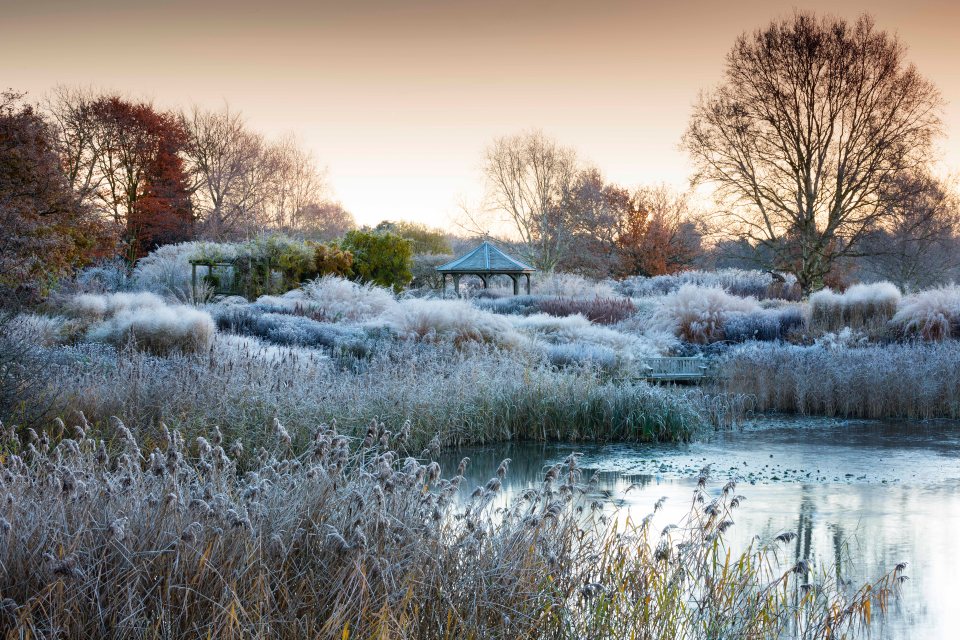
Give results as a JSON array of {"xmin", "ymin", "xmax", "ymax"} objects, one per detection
[{"xmin": 441, "ymin": 418, "xmax": 960, "ymax": 639}]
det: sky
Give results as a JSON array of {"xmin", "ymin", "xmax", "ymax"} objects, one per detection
[{"xmin": 2, "ymin": 0, "xmax": 959, "ymax": 227}]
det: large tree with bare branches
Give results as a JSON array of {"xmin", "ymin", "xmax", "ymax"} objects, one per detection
[
  {"xmin": 684, "ymin": 13, "xmax": 943, "ymax": 293},
  {"xmin": 482, "ymin": 130, "xmax": 578, "ymax": 272}
]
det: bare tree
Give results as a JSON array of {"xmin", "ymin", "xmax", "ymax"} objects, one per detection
[
  {"xmin": 44, "ymin": 86, "xmax": 102, "ymax": 207},
  {"xmin": 560, "ymin": 167, "xmax": 631, "ymax": 276},
  {"xmin": 182, "ymin": 104, "xmax": 270, "ymax": 239},
  {"xmin": 482, "ymin": 130, "xmax": 578, "ymax": 271},
  {"xmin": 293, "ymin": 201, "xmax": 356, "ymax": 240},
  {"xmin": 266, "ymin": 135, "xmax": 328, "ymax": 231},
  {"xmin": 684, "ymin": 13, "xmax": 943, "ymax": 294},
  {"xmin": 860, "ymin": 171, "xmax": 960, "ymax": 290},
  {"xmin": 182, "ymin": 107, "xmax": 328, "ymax": 239}
]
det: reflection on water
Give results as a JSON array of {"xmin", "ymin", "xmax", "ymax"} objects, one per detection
[{"xmin": 440, "ymin": 419, "xmax": 960, "ymax": 639}]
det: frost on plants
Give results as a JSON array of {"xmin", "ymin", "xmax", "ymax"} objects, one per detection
[
  {"xmin": 65, "ymin": 292, "xmax": 216, "ymax": 355},
  {"xmin": 892, "ymin": 286, "xmax": 960, "ymax": 341},
  {"xmin": 808, "ymin": 282, "xmax": 901, "ymax": 333},
  {"xmin": 649, "ymin": 285, "xmax": 760, "ymax": 344}
]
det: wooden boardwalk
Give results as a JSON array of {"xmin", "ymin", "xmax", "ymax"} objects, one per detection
[{"xmin": 635, "ymin": 356, "xmax": 712, "ymax": 383}]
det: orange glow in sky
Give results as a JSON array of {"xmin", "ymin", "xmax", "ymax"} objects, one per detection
[{"xmin": 3, "ymin": 0, "xmax": 959, "ymax": 227}]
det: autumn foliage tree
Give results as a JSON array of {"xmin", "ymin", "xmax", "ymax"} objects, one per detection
[
  {"xmin": 0, "ymin": 91, "xmax": 113, "ymax": 299},
  {"xmin": 616, "ymin": 186, "xmax": 702, "ymax": 277},
  {"xmin": 559, "ymin": 170, "xmax": 702, "ymax": 278},
  {"xmin": 88, "ymin": 97, "xmax": 194, "ymax": 260}
]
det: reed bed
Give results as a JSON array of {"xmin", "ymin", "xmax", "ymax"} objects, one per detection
[
  {"xmin": 20, "ymin": 336, "xmax": 707, "ymax": 452},
  {"xmin": 717, "ymin": 341, "xmax": 960, "ymax": 418},
  {"xmin": 0, "ymin": 418, "xmax": 897, "ymax": 639}
]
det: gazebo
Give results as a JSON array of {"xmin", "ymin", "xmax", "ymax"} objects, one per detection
[{"xmin": 436, "ymin": 241, "xmax": 536, "ymax": 296}]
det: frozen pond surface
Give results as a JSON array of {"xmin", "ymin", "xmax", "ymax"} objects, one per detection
[{"xmin": 442, "ymin": 418, "xmax": 960, "ymax": 639}]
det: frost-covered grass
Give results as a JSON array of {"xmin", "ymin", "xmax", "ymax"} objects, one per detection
[
  {"xmin": 64, "ymin": 291, "xmax": 168, "ymax": 322},
  {"xmin": 616, "ymin": 269, "xmax": 800, "ymax": 300},
  {"xmin": 61, "ymin": 292, "xmax": 216, "ymax": 356},
  {"xmin": 4, "ymin": 313, "xmax": 69, "ymax": 347},
  {"xmin": 471, "ymin": 294, "xmax": 543, "ymax": 316},
  {"xmin": 891, "ymin": 286, "xmax": 960, "ymax": 341},
  {"xmin": 718, "ymin": 341, "xmax": 960, "ymax": 419},
  {"xmin": 650, "ymin": 285, "xmax": 761, "ymax": 344},
  {"xmin": 295, "ymin": 275, "xmax": 398, "ymax": 321},
  {"xmin": 86, "ymin": 307, "xmax": 215, "ymax": 356},
  {"xmin": 808, "ymin": 282, "xmax": 901, "ymax": 334},
  {"xmin": 383, "ymin": 299, "xmax": 523, "ymax": 348},
  {"xmin": 23, "ymin": 336, "xmax": 703, "ymax": 451},
  {"xmin": 0, "ymin": 420, "xmax": 891, "ymax": 639},
  {"xmin": 131, "ymin": 240, "xmax": 227, "ymax": 300},
  {"xmin": 513, "ymin": 313, "xmax": 660, "ymax": 358}
]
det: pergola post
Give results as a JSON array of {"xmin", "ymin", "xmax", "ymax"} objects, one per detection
[{"xmin": 191, "ymin": 262, "xmax": 197, "ymax": 301}]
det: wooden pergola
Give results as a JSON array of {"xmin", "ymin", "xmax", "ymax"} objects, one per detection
[{"xmin": 436, "ymin": 241, "xmax": 536, "ymax": 297}]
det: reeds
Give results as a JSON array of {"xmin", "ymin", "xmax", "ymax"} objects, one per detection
[
  {"xmin": 0, "ymin": 419, "xmax": 897, "ymax": 639},
  {"xmin": 717, "ymin": 341, "xmax": 960, "ymax": 418},
  {"xmin": 24, "ymin": 337, "xmax": 705, "ymax": 451},
  {"xmin": 808, "ymin": 282, "xmax": 901, "ymax": 335}
]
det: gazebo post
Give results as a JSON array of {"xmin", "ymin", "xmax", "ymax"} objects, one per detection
[
  {"xmin": 453, "ymin": 274, "xmax": 461, "ymax": 298},
  {"xmin": 525, "ymin": 273, "xmax": 531, "ymax": 294},
  {"xmin": 510, "ymin": 274, "xmax": 519, "ymax": 295}
]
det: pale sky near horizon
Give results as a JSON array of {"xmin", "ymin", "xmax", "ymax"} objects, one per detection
[{"xmin": 3, "ymin": 0, "xmax": 959, "ymax": 228}]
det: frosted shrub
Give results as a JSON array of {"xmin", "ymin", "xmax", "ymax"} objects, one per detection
[
  {"xmin": 892, "ymin": 286, "xmax": 960, "ymax": 341},
  {"xmin": 808, "ymin": 282, "xmax": 901, "ymax": 334},
  {"xmin": 723, "ymin": 306, "xmax": 805, "ymax": 343},
  {"xmin": 472, "ymin": 295, "xmax": 542, "ymax": 316},
  {"xmin": 383, "ymin": 299, "xmax": 523, "ymax": 348},
  {"xmin": 650, "ymin": 285, "xmax": 760, "ymax": 344},
  {"xmin": 533, "ymin": 272, "xmax": 615, "ymax": 298},
  {"xmin": 86, "ymin": 305, "xmax": 216, "ymax": 355},
  {"xmin": 214, "ymin": 307, "xmax": 373, "ymax": 356},
  {"xmin": 74, "ymin": 260, "xmax": 131, "ymax": 293},
  {"xmin": 616, "ymin": 269, "xmax": 799, "ymax": 300}
]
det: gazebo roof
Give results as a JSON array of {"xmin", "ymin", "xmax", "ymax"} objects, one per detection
[{"xmin": 436, "ymin": 241, "xmax": 536, "ymax": 274}]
